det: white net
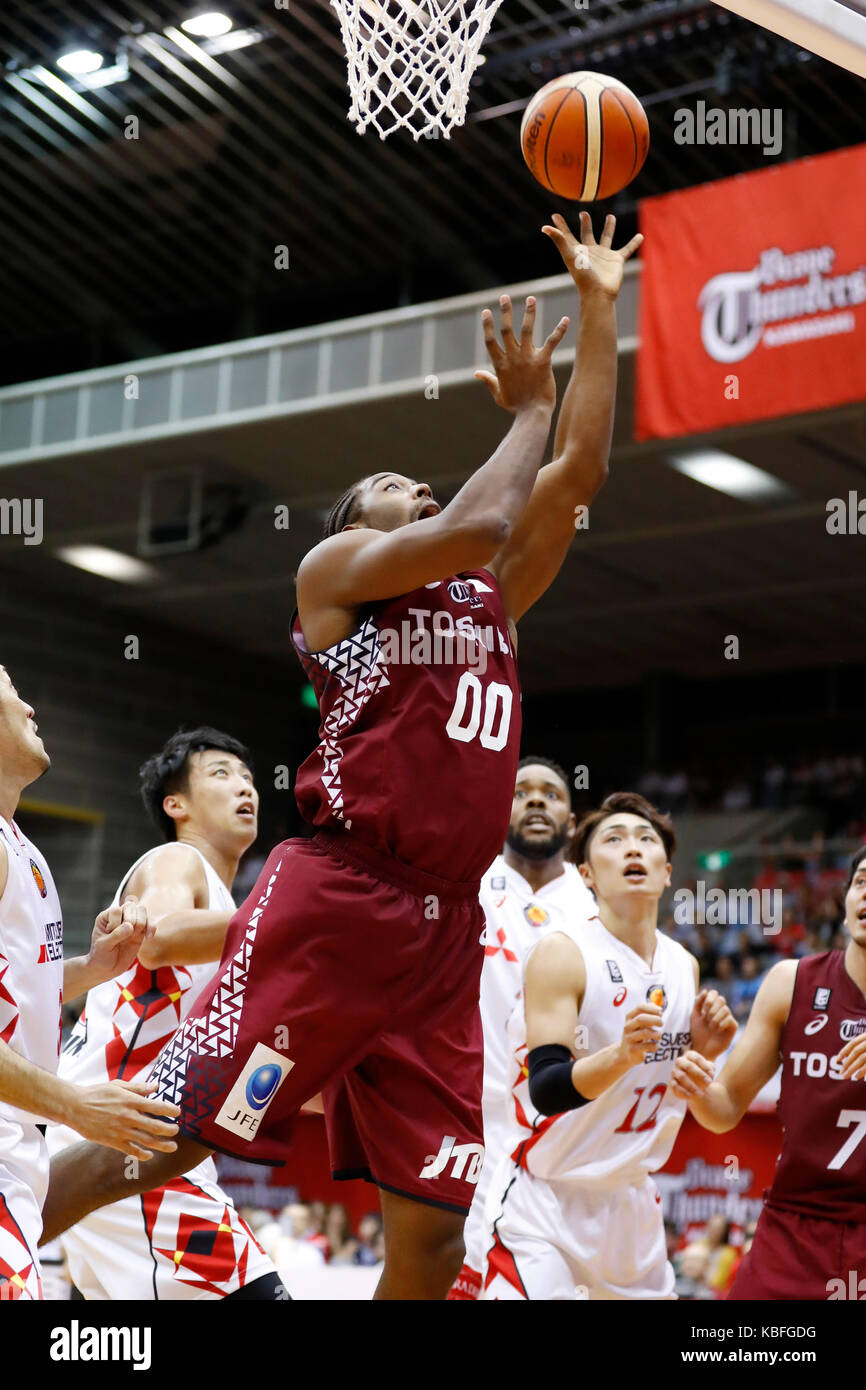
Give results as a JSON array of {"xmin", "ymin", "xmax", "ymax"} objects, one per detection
[{"xmin": 329, "ymin": 0, "xmax": 504, "ymax": 140}]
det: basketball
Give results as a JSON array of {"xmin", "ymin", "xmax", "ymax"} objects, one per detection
[{"xmin": 520, "ymin": 71, "xmax": 649, "ymax": 201}]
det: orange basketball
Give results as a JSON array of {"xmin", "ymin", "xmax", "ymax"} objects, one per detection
[{"xmin": 520, "ymin": 71, "xmax": 649, "ymax": 201}]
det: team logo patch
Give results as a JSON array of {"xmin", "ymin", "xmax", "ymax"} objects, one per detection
[
  {"xmin": 491, "ymin": 876, "xmax": 506, "ymax": 891},
  {"xmin": 813, "ymin": 987, "xmax": 832, "ymax": 1010},
  {"xmin": 214, "ymin": 1042, "xmax": 294, "ymax": 1141},
  {"xmin": 647, "ymin": 984, "xmax": 667, "ymax": 1009},
  {"xmin": 30, "ymin": 860, "xmax": 47, "ymax": 898},
  {"xmin": 606, "ymin": 959, "xmax": 624, "ymax": 984},
  {"xmin": 839, "ymin": 1019, "xmax": 866, "ymax": 1042},
  {"xmin": 804, "ymin": 1014, "xmax": 829, "ymax": 1035},
  {"xmin": 448, "ymin": 581, "xmax": 473, "ymax": 603},
  {"xmin": 524, "ymin": 904, "xmax": 549, "ymax": 927}
]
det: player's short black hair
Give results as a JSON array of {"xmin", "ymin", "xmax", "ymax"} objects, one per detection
[
  {"xmin": 845, "ymin": 846, "xmax": 866, "ymax": 895},
  {"xmin": 569, "ymin": 791, "xmax": 676, "ymax": 865},
  {"xmin": 516, "ymin": 755, "xmax": 573, "ymax": 806},
  {"xmin": 140, "ymin": 727, "xmax": 253, "ymax": 841},
  {"xmin": 323, "ymin": 472, "xmax": 392, "ymax": 538}
]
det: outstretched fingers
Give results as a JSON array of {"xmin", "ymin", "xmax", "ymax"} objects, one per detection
[
  {"xmin": 620, "ymin": 232, "xmax": 644, "ymax": 261},
  {"xmin": 539, "ymin": 316, "xmax": 570, "ymax": 360},
  {"xmin": 480, "ymin": 308, "xmax": 505, "ymax": 367}
]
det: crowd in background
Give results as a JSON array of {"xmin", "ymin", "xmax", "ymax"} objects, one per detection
[
  {"xmin": 668, "ymin": 1215, "xmax": 755, "ymax": 1299},
  {"xmin": 664, "ymin": 835, "xmax": 856, "ymax": 1019},
  {"xmin": 635, "ymin": 752, "xmax": 866, "ymax": 835},
  {"xmin": 238, "ymin": 1201, "xmax": 385, "ymax": 1271}
]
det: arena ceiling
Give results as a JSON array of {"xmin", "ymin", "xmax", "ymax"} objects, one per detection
[{"xmin": 2, "ymin": 0, "xmax": 865, "ymax": 387}]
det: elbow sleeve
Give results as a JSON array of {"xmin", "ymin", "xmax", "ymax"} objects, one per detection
[{"xmin": 527, "ymin": 1044, "xmax": 590, "ymax": 1117}]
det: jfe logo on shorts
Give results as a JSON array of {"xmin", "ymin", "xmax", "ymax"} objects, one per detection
[
  {"xmin": 419, "ymin": 1135, "xmax": 484, "ymax": 1184},
  {"xmin": 214, "ymin": 1042, "xmax": 293, "ymax": 1140}
]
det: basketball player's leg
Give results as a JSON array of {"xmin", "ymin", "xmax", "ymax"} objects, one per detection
[
  {"xmin": 375, "ymin": 1189, "xmax": 466, "ymax": 1300},
  {"xmin": 0, "ymin": 1180, "xmax": 43, "ymax": 1300},
  {"xmin": 39, "ymin": 1134, "xmax": 210, "ymax": 1245},
  {"xmin": 479, "ymin": 1173, "xmax": 576, "ymax": 1300}
]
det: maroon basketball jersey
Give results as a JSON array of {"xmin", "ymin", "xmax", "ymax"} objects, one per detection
[
  {"xmin": 291, "ymin": 568, "xmax": 521, "ymax": 883},
  {"xmin": 769, "ymin": 950, "xmax": 866, "ymax": 1221}
]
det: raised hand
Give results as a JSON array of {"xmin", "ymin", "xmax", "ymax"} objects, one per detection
[
  {"xmin": 670, "ymin": 1050, "xmax": 715, "ymax": 1101},
  {"xmin": 690, "ymin": 989, "xmax": 738, "ymax": 1061},
  {"xmin": 474, "ymin": 294, "xmax": 569, "ymax": 414},
  {"xmin": 542, "ymin": 212, "xmax": 643, "ymax": 300},
  {"xmin": 837, "ymin": 1033, "xmax": 866, "ymax": 1081},
  {"xmin": 87, "ymin": 895, "xmax": 153, "ymax": 983},
  {"xmin": 616, "ymin": 1001, "xmax": 664, "ymax": 1067},
  {"xmin": 67, "ymin": 1080, "xmax": 180, "ymax": 1161}
]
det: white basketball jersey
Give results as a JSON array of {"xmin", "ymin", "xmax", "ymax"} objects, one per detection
[
  {"xmin": 0, "ymin": 816, "xmax": 64, "ymax": 1131},
  {"xmin": 59, "ymin": 845, "xmax": 233, "ymax": 1089},
  {"xmin": 506, "ymin": 917, "xmax": 695, "ymax": 1185},
  {"xmin": 478, "ymin": 857, "xmax": 596, "ymax": 1182}
]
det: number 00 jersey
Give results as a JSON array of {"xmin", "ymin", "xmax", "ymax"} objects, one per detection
[
  {"xmin": 291, "ymin": 569, "xmax": 521, "ymax": 884},
  {"xmin": 507, "ymin": 918, "xmax": 695, "ymax": 1186},
  {"xmin": 768, "ymin": 950, "xmax": 866, "ymax": 1222},
  {"xmin": 58, "ymin": 845, "xmax": 232, "ymax": 1089}
]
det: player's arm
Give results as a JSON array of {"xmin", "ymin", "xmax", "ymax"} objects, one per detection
[
  {"xmin": 487, "ymin": 215, "xmax": 642, "ymax": 624},
  {"xmin": 124, "ymin": 843, "xmax": 227, "ymax": 970},
  {"xmin": 63, "ymin": 895, "xmax": 154, "ymax": 1001},
  {"xmin": 686, "ymin": 954, "xmax": 738, "ymax": 1060},
  {"xmin": 524, "ymin": 931, "xmax": 663, "ymax": 1112},
  {"xmin": 670, "ymin": 959, "xmax": 795, "ymax": 1132},
  {"xmin": 296, "ymin": 299, "xmax": 569, "ymax": 610},
  {"xmin": 0, "ymin": 1038, "xmax": 179, "ymax": 1159}
]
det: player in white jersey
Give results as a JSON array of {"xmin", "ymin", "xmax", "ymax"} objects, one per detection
[
  {"xmin": 449, "ymin": 755, "xmax": 595, "ymax": 1299},
  {"xmin": 0, "ymin": 665, "xmax": 179, "ymax": 1299},
  {"xmin": 48, "ymin": 726, "xmax": 283, "ymax": 1300},
  {"xmin": 481, "ymin": 792, "xmax": 736, "ymax": 1301}
]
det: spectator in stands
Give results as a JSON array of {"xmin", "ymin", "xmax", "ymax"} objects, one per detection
[
  {"xmin": 325, "ymin": 1203, "xmax": 359, "ymax": 1265},
  {"xmin": 730, "ymin": 954, "xmax": 764, "ymax": 1021},
  {"xmin": 265, "ymin": 1204, "xmax": 326, "ymax": 1273},
  {"xmin": 705, "ymin": 953, "xmax": 735, "ymax": 1006},
  {"xmin": 302, "ymin": 1200, "xmax": 330, "ymax": 1260},
  {"xmin": 352, "ymin": 1213, "xmax": 384, "ymax": 1267}
]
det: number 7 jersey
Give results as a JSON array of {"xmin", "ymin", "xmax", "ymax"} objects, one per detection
[
  {"xmin": 768, "ymin": 949, "xmax": 866, "ymax": 1222},
  {"xmin": 507, "ymin": 918, "xmax": 696, "ymax": 1185},
  {"xmin": 291, "ymin": 568, "xmax": 521, "ymax": 883}
]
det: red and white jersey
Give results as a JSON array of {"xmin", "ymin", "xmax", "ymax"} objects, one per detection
[
  {"xmin": 292, "ymin": 569, "xmax": 521, "ymax": 884},
  {"xmin": 476, "ymin": 857, "xmax": 595, "ymax": 1204},
  {"xmin": 507, "ymin": 917, "xmax": 695, "ymax": 1186},
  {"xmin": 0, "ymin": 816, "xmax": 64, "ymax": 1133},
  {"xmin": 58, "ymin": 845, "xmax": 233, "ymax": 1089}
]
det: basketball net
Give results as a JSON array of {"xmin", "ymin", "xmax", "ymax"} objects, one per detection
[{"xmin": 329, "ymin": 0, "xmax": 504, "ymax": 140}]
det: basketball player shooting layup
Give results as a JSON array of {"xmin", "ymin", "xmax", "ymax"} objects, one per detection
[
  {"xmin": 671, "ymin": 845, "xmax": 866, "ymax": 1301},
  {"xmin": 41, "ymin": 213, "xmax": 641, "ymax": 1300},
  {"xmin": 0, "ymin": 665, "xmax": 179, "ymax": 1300}
]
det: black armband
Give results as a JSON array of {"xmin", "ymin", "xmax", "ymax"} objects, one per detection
[{"xmin": 527, "ymin": 1044, "xmax": 591, "ymax": 1116}]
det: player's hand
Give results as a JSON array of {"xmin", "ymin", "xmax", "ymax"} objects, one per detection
[
  {"xmin": 616, "ymin": 1002, "xmax": 663, "ymax": 1067},
  {"xmin": 670, "ymin": 1050, "xmax": 715, "ymax": 1100},
  {"xmin": 474, "ymin": 294, "xmax": 569, "ymax": 414},
  {"xmin": 689, "ymin": 989, "xmax": 738, "ymax": 1061},
  {"xmin": 86, "ymin": 895, "xmax": 153, "ymax": 984},
  {"xmin": 836, "ymin": 1034, "xmax": 866, "ymax": 1081},
  {"xmin": 542, "ymin": 212, "xmax": 642, "ymax": 300},
  {"xmin": 67, "ymin": 1081, "xmax": 180, "ymax": 1161}
]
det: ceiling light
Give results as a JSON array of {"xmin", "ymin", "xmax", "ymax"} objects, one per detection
[
  {"xmin": 669, "ymin": 450, "xmax": 795, "ymax": 502},
  {"xmin": 180, "ymin": 12, "xmax": 234, "ymax": 37},
  {"xmin": 55, "ymin": 546, "xmax": 161, "ymax": 585},
  {"xmin": 56, "ymin": 49, "xmax": 104, "ymax": 75}
]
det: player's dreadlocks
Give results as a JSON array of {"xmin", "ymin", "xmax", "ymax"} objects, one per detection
[{"xmin": 323, "ymin": 472, "xmax": 391, "ymax": 538}]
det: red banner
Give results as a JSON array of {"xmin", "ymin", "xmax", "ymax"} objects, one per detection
[{"xmin": 635, "ymin": 144, "xmax": 866, "ymax": 439}]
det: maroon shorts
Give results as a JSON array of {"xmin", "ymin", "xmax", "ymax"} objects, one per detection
[
  {"xmin": 728, "ymin": 1202, "xmax": 866, "ymax": 1300},
  {"xmin": 150, "ymin": 832, "xmax": 486, "ymax": 1214}
]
